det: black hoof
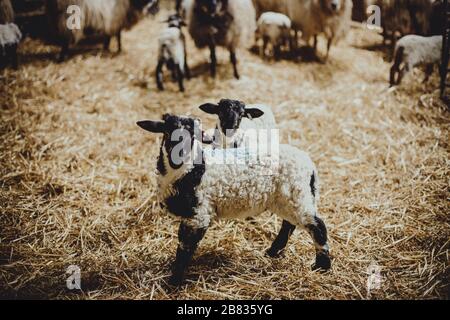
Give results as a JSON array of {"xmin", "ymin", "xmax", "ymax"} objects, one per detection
[
  {"xmin": 167, "ymin": 274, "xmax": 183, "ymax": 288},
  {"xmin": 312, "ymin": 253, "xmax": 331, "ymax": 272},
  {"xmin": 266, "ymin": 247, "xmax": 283, "ymax": 258}
]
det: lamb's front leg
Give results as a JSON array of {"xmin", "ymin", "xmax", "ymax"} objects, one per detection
[
  {"xmin": 306, "ymin": 216, "xmax": 331, "ymax": 271},
  {"xmin": 169, "ymin": 222, "xmax": 208, "ymax": 286},
  {"xmin": 266, "ymin": 220, "xmax": 296, "ymax": 257}
]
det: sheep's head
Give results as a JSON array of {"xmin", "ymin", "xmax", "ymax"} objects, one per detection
[
  {"xmin": 199, "ymin": 99, "xmax": 264, "ymax": 137},
  {"xmin": 195, "ymin": 0, "xmax": 228, "ymax": 17},
  {"xmin": 321, "ymin": 0, "xmax": 342, "ymax": 14},
  {"xmin": 132, "ymin": 0, "xmax": 159, "ymax": 15},
  {"xmin": 137, "ymin": 115, "xmax": 203, "ymax": 169},
  {"xmin": 164, "ymin": 14, "xmax": 187, "ymax": 29}
]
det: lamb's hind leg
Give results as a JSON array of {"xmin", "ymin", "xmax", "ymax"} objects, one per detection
[{"xmin": 266, "ymin": 220, "xmax": 296, "ymax": 257}]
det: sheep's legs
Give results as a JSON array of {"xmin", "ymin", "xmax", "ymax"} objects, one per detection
[
  {"xmin": 423, "ymin": 64, "xmax": 434, "ymax": 83},
  {"xmin": 208, "ymin": 42, "xmax": 217, "ymax": 78},
  {"xmin": 116, "ymin": 32, "xmax": 122, "ymax": 53},
  {"xmin": 261, "ymin": 36, "xmax": 269, "ymax": 59},
  {"xmin": 169, "ymin": 222, "xmax": 207, "ymax": 286},
  {"xmin": 57, "ymin": 41, "xmax": 69, "ymax": 63},
  {"xmin": 176, "ymin": 64, "xmax": 185, "ymax": 92},
  {"xmin": 103, "ymin": 36, "xmax": 111, "ymax": 51},
  {"xmin": 230, "ymin": 48, "xmax": 240, "ymax": 79},
  {"xmin": 11, "ymin": 45, "xmax": 18, "ymax": 69},
  {"xmin": 182, "ymin": 36, "xmax": 191, "ymax": 79},
  {"xmin": 266, "ymin": 220, "xmax": 296, "ymax": 257},
  {"xmin": 389, "ymin": 64, "xmax": 399, "ymax": 87},
  {"xmin": 306, "ymin": 216, "xmax": 331, "ymax": 271},
  {"xmin": 156, "ymin": 60, "xmax": 164, "ymax": 91}
]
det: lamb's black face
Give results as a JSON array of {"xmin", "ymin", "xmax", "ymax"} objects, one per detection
[
  {"xmin": 321, "ymin": 0, "xmax": 341, "ymax": 14},
  {"xmin": 195, "ymin": 0, "xmax": 228, "ymax": 16},
  {"xmin": 166, "ymin": 14, "xmax": 186, "ymax": 29},
  {"xmin": 199, "ymin": 99, "xmax": 265, "ymax": 137},
  {"xmin": 132, "ymin": 0, "xmax": 159, "ymax": 15},
  {"xmin": 216, "ymin": 99, "xmax": 246, "ymax": 135},
  {"xmin": 137, "ymin": 114, "xmax": 201, "ymax": 169}
]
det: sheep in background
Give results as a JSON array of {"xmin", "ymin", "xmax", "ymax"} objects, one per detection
[
  {"xmin": 285, "ymin": 0, "xmax": 353, "ymax": 60},
  {"xmin": 156, "ymin": 14, "xmax": 190, "ymax": 92},
  {"xmin": 45, "ymin": 0, "xmax": 160, "ymax": 62},
  {"xmin": 0, "ymin": 0, "xmax": 14, "ymax": 24},
  {"xmin": 185, "ymin": 0, "xmax": 256, "ymax": 79},
  {"xmin": 199, "ymin": 99, "xmax": 277, "ymax": 150},
  {"xmin": 252, "ymin": 0, "xmax": 288, "ymax": 18},
  {"xmin": 257, "ymin": 12, "xmax": 292, "ymax": 60},
  {"xmin": 0, "ymin": 23, "xmax": 22, "ymax": 69},
  {"xmin": 137, "ymin": 114, "xmax": 331, "ymax": 286},
  {"xmin": 390, "ymin": 35, "xmax": 442, "ymax": 87}
]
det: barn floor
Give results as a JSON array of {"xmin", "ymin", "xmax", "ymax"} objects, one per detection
[{"xmin": 1, "ymin": 11, "xmax": 449, "ymax": 299}]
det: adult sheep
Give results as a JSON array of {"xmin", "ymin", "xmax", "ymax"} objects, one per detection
[
  {"xmin": 45, "ymin": 0, "xmax": 159, "ymax": 61},
  {"xmin": 184, "ymin": 0, "xmax": 256, "ymax": 79},
  {"xmin": 286, "ymin": 0, "xmax": 353, "ymax": 60}
]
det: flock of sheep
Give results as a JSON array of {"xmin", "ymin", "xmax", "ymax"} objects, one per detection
[{"xmin": 1, "ymin": 0, "xmax": 446, "ymax": 287}]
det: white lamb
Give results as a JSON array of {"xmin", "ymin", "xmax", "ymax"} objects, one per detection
[
  {"xmin": 390, "ymin": 35, "xmax": 442, "ymax": 86},
  {"xmin": 199, "ymin": 99, "xmax": 277, "ymax": 149},
  {"xmin": 137, "ymin": 114, "xmax": 331, "ymax": 286},
  {"xmin": 257, "ymin": 11, "xmax": 292, "ymax": 59},
  {"xmin": 156, "ymin": 14, "xmax": 190, "ymax": 92}
]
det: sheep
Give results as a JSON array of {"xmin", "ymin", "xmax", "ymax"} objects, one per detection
[
  {"xmin": 390, "ymin": 35, "xmax": 442, "ymax": 87},
  {"xmin": 184, "ymin": 0, "xmax": 257, "ymax": 79},
  {"xmin": 0, "ymin": 23, "xmax": 22, "ymax": 69},
  {"xmin": 285, "ymin": 0, "xmax": 353, "ymax": 60},
  {"xmin": 256, "ymin": 12, "xmax": 292, "ymax": 60},
  {"xmin": 156, "ymin": 14, "xmax": 190, "ymax": 92},
  {"xmin": 199, "ymin": 99, "xmax": 277, "ymax": 149},
  {"xmin": 137, "ymin": 114, "xmax": 331, "ymax": 286},
  {"xmin": 45, "ymin": 0, "xmax": 160, "ymax": 62},
  {"xmin": 0, "ymin": 0, "xmax": 14, "ymax": 24},
  {"xmin": 252, "ymin": 0, "xmax": 288, "ymax": 18}
]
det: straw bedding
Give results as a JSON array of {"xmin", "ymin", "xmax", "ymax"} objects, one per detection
[{"xmin": 0, "ymin": 10, "xmax": 448, "ymax": 299}]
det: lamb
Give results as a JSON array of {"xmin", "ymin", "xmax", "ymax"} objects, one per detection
[
  {"xmin": 156, "ymin": 14, "xmax": 190, "ymax": 92},
  {"xmin": 199, "ymin": 99, "xmax": 277, "ymax": 149},
  {"xmin": 0, "ymin": 0, "xmax": 14, "ymax": 24},
  {"xmin": 137, "ymin": 113, "xmax": 331, "ymax": 286},
  {"xmin": 0, "ymin": 23, "xmax": 22, "ymax": 69},
  {"xmin": 285, "ymin": 0, "xmax": 353, "ymax": 60},
  {"xmin": 45, "ymin": 0, "xmax": 159, "ymax": 62},
  {"xmin": 257, "ymin": 12, "xmax": 292, "ymax": 60},
  {"xmin": 184, "ymin": 0, "xmax": 257, "ymax": 79},
  {"xmin": 390, "ymin": 34, "xmax": 442, "ymax": 87}
]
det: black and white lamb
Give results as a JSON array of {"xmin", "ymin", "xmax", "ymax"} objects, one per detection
[
  {"xmin": 0, "ymin": 23, "xmax": 21, "ymax": 69},
  {"xmin": 184, "ymin": 0, "xmax": 256, "ymax": 79},
  {"xmin": 390, "ymin": 34, "xmax": 442, "ymax": 87},
  {"xmin": 45, "ymin": 0, "xmax": 159, "ymax": 61},
  {"xmin": 156, "ymin": 14, "xmax": 190, "ymax": 92},
  {"xmin": 199, "ymin": 99, "xmax": 277, "ymax": 149},
  {"xmin": 137, "ymin": 113, "xmax": 331, "ymax": 286}
]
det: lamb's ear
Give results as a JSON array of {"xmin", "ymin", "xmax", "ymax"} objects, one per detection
[
  {"xmin": 137, "ymin": 121, "xmax": 166, "ymax": 133},
  {"xmin": 199, "ymin": 103, "xmax": 219, "ymax": 115},
  {"xmin": 244, "ymin": 108, "xmax": 265, "ymax": 119}
]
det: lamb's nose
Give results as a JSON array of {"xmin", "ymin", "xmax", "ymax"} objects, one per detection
[{"xmin": 331, "ymin": 3, "xmax": 338, "ymax": 10}]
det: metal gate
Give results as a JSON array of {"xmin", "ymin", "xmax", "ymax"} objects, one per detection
[{"xmin": 441, "ymin": 0, "xmax": 450, "ymax": 104}]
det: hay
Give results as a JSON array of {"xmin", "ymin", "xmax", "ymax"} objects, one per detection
[{"xmin": 0, "ymin": 10, "xmax": 449, "ymax": 299}]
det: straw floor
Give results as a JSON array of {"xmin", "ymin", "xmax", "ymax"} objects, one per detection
[{"xmin": 0, "ymin": 10, "xmax": 449, "ymax": 299}]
